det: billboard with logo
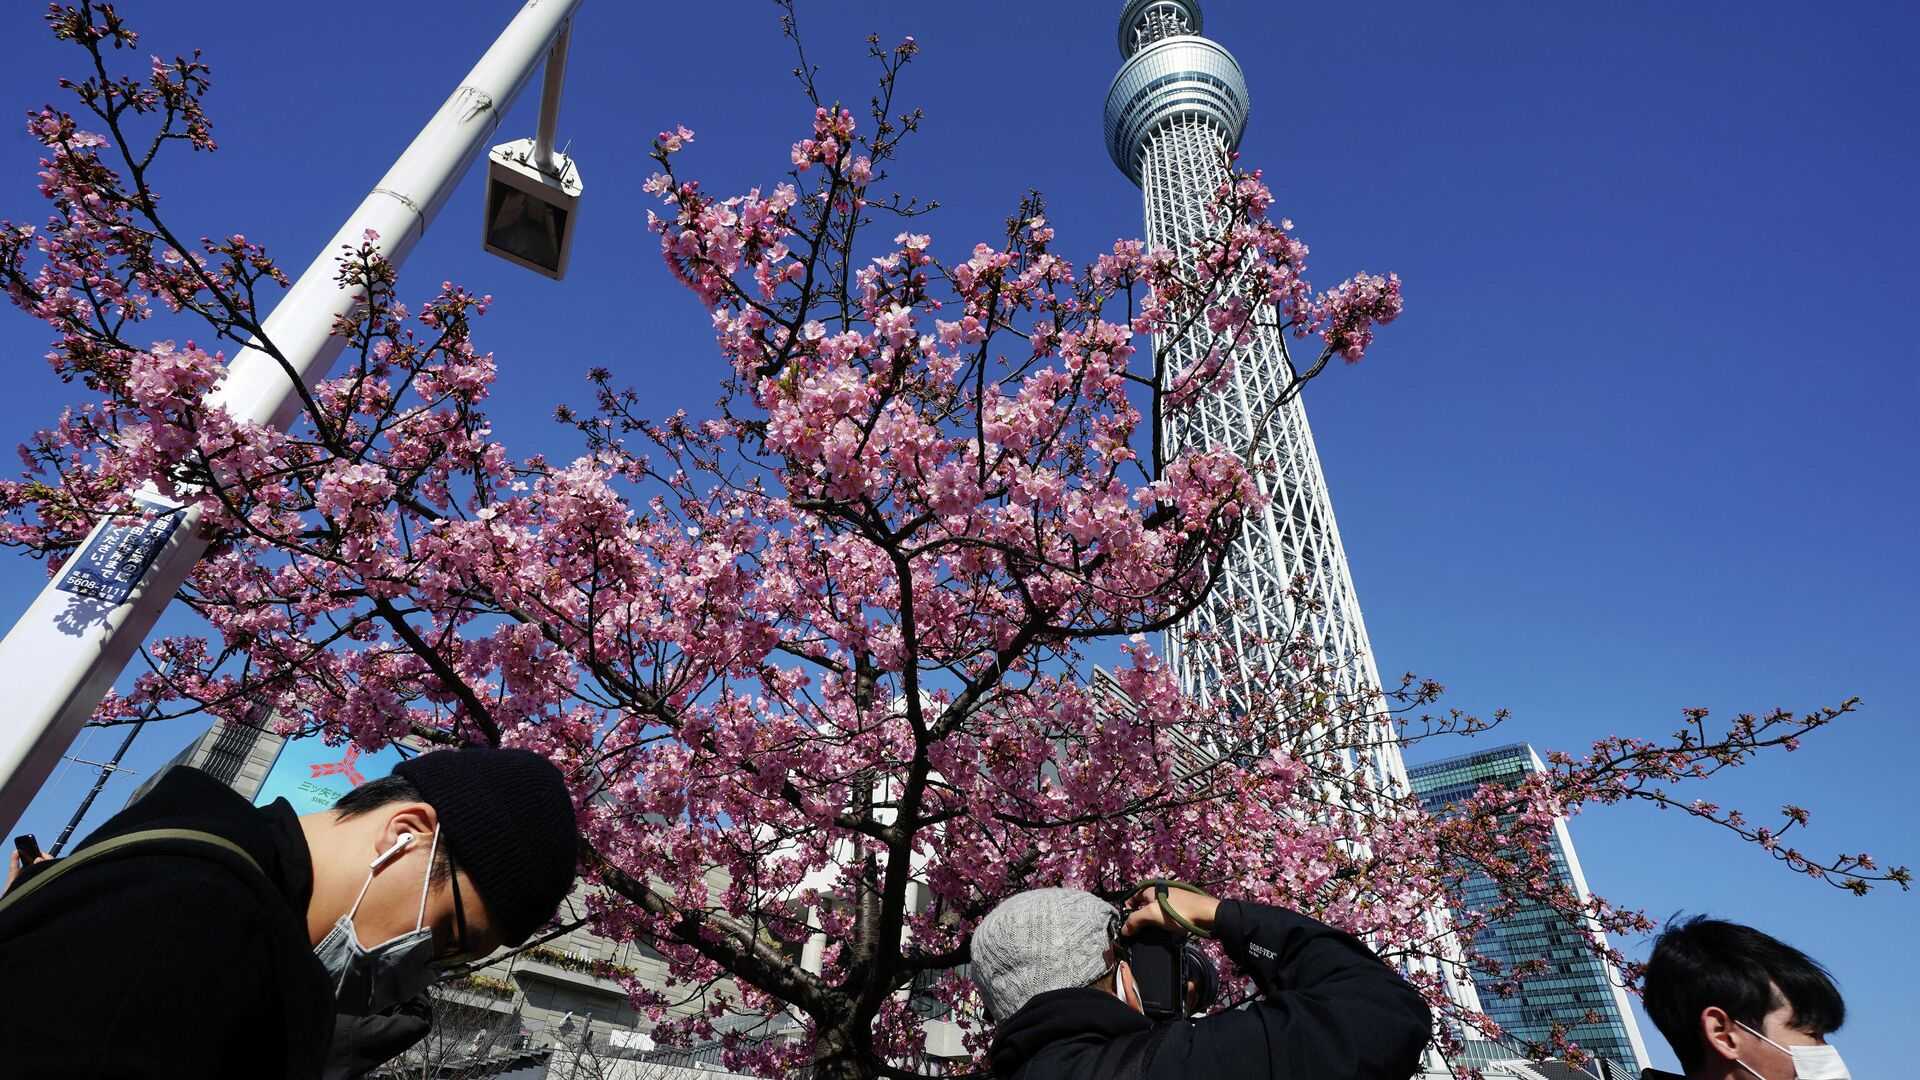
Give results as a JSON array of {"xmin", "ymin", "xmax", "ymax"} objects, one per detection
[{"xmin": 253, "ymin": 736, "xmax": 409, "ymax": 815}]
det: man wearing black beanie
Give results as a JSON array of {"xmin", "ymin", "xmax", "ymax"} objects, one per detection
[{"xmin": 0, "ymin": 745, "xmax": 582, "ymax": 1080}]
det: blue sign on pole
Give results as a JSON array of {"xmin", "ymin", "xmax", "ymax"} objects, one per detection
[
  {"xmin": 254, "ymin": 737, "xmax": 408, "ymax": 816},
  {"xmin": 55, "ymin": 496, "xmax": 186, "ymax": 606}
]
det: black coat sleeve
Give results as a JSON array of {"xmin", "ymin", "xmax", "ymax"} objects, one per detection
[
  {"xmin": 1147, "ymin": 900, "xmax": 1433, "ymax": 1080},
  {"xmin": 322, "ymin": 995, "xmax": 434, "ymax": 1079},
  {"xmin": 0, "ymin": 854, "xmax": 313, "ymax": 1078}
]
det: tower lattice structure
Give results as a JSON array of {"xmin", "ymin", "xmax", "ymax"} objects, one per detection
[{"xmin": 1102, "ymin": 0, "xmax": 1484, "ymax": 1026}]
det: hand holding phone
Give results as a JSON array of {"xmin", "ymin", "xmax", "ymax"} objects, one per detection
[{"xmin": 8, "ymin": 834, "xmax": 47, "ymax": 892}]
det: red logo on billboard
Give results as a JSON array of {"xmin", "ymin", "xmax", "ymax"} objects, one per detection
[{"xmin": 309, "ymin": 744, "xmax": 369, "ymax": 788}]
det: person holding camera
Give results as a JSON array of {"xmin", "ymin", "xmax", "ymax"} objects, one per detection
[{"xmin": 971, "ymin": 882, "xmax": 1432, "ymax": 1080}]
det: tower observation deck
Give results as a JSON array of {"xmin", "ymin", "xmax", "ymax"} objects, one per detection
[{"xmin": 1102, "ymin": 0, "xmax": 1485, "ymax": 1032}]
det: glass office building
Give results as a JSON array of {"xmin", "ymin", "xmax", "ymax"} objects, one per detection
[{"xmin": 1408, "ymin": 744, "xmax": 1649, "ymax": 1072}]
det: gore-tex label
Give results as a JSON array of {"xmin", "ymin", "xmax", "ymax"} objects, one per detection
[{"xmin": 55, "ymin": 497, "xmax": 185, "ymax": 605}]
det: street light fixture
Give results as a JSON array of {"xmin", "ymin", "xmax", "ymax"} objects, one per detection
[
  {"xmin": 483, "ymin": 139, "xmax": 582, "ymax": 280},
  {"xmin": 0, "ymin": 0, "xmax": 590, "ymax": 837},
  {"xmin": 483, "ymin": 18, "xmax": 583, "ymax": 280}
]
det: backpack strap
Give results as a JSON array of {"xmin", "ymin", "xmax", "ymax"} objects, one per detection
[
  {"xmin": 0, "ymin": 823, "xmax": 329, "ymax": 1077},
  {"xmin": 0, "ymin": 826, "xmax": 264, "ymax": 915}
]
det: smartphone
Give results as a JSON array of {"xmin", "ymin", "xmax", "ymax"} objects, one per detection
[
  {"xmin": 13, "ymin": 833, "xmax": 42, "ymax": 864},
  {"xmin": 1124, "ymin": 925, "xmax": 1188, "ymax": 1019}
]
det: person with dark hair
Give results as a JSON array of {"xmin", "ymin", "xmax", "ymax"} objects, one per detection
[
  {"xmin": 0, "ymin": 746, "xmax": 581, "ymax": 1080},
  {"xmin": 1640, "ymin": 915, "xmax": 1849, "ymax": 1080}
]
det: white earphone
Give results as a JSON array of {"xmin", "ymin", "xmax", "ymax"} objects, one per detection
[{"xmin": 370, "ymin": 832, "xmax": 416, "ymax": 870}]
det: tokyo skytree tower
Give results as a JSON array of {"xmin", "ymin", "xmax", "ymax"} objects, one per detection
[
  {"xmin": 1104, "ymin": 0, "xmax": 1401, "ymax": 783},
  {"xmin": 1102, "ymin": 0, "xmax": 1483, "ymax": 1020}
]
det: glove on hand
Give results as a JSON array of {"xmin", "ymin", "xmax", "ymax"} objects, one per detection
[{"xmin": 320, "ymin": 994, "xmax": 433, "ymax": 1080}]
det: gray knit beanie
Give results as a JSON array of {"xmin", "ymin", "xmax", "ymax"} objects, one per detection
[{"xmin": 971, "ymin": 888, "xmax": 1117, "ymax": 1021}]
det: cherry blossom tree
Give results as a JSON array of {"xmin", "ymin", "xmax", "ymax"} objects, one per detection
[{"xmin": 0, "ymin": 5, "xmax": 1905, "ymax": 1078}]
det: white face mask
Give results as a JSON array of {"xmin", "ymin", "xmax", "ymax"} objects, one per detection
[{"xmin": 1735, "ymin": 1020, "xmax": 1850, "ymax": 1080}]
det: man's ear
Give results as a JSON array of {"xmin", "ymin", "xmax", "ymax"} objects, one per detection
[
  {"xmin": 1700, "ymin": 1005, "xmax": 1742, "ymax": 1064},
  {"xmin": 1117, "ymin": 960, "xmax": 1144, "ymax": 1014},
  {"xmin": 374, "ymin": 802, "xmax": 438, "ymax": 863}
]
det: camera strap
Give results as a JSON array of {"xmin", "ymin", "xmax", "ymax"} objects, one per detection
[{"xmin": 1128, "ymin": 877, "xmax": 1216, "ymax": 938}]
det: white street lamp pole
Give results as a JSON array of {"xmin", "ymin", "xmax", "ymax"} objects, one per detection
[{"xmin": 0, "ymin": 0, "xmax": 585, "ymax": 836}]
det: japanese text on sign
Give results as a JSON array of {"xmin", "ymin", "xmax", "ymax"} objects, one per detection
[{"xmin": 55, "ymin": 497, "xmax": 185, "ymax": 606}]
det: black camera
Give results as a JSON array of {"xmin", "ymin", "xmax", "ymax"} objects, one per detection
[{"xmin": 1123, "ymin": 925, "xmax": 1220, "ymax": 1020}]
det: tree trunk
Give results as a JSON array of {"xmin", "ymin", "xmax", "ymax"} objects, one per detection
[{"xmin": 810, "ymin": 1022, "xmax": 880, "ymax": 1080}]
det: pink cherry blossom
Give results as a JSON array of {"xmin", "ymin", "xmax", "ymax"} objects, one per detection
[{"xmin": 0, "ymin": 11, "xmax": 1902, "ymax": 1080}]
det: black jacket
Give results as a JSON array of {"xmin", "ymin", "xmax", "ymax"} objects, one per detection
[
  {"xmin": 989, "ymin": 900, "xmax": 1432, "ymax": 1080},
  {"xmin": 0, "ymin": 766, "xmax": 335, "ymax": 1078}
]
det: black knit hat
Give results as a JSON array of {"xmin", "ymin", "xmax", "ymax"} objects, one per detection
[{"xmin": 393, "ymin": 747, "xmax": 580, "ymax": 946}]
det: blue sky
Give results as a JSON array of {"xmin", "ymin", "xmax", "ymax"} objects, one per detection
[{"xmin": 2, "ymin": 0, "xmax": 1914, "ymax": 1072}]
